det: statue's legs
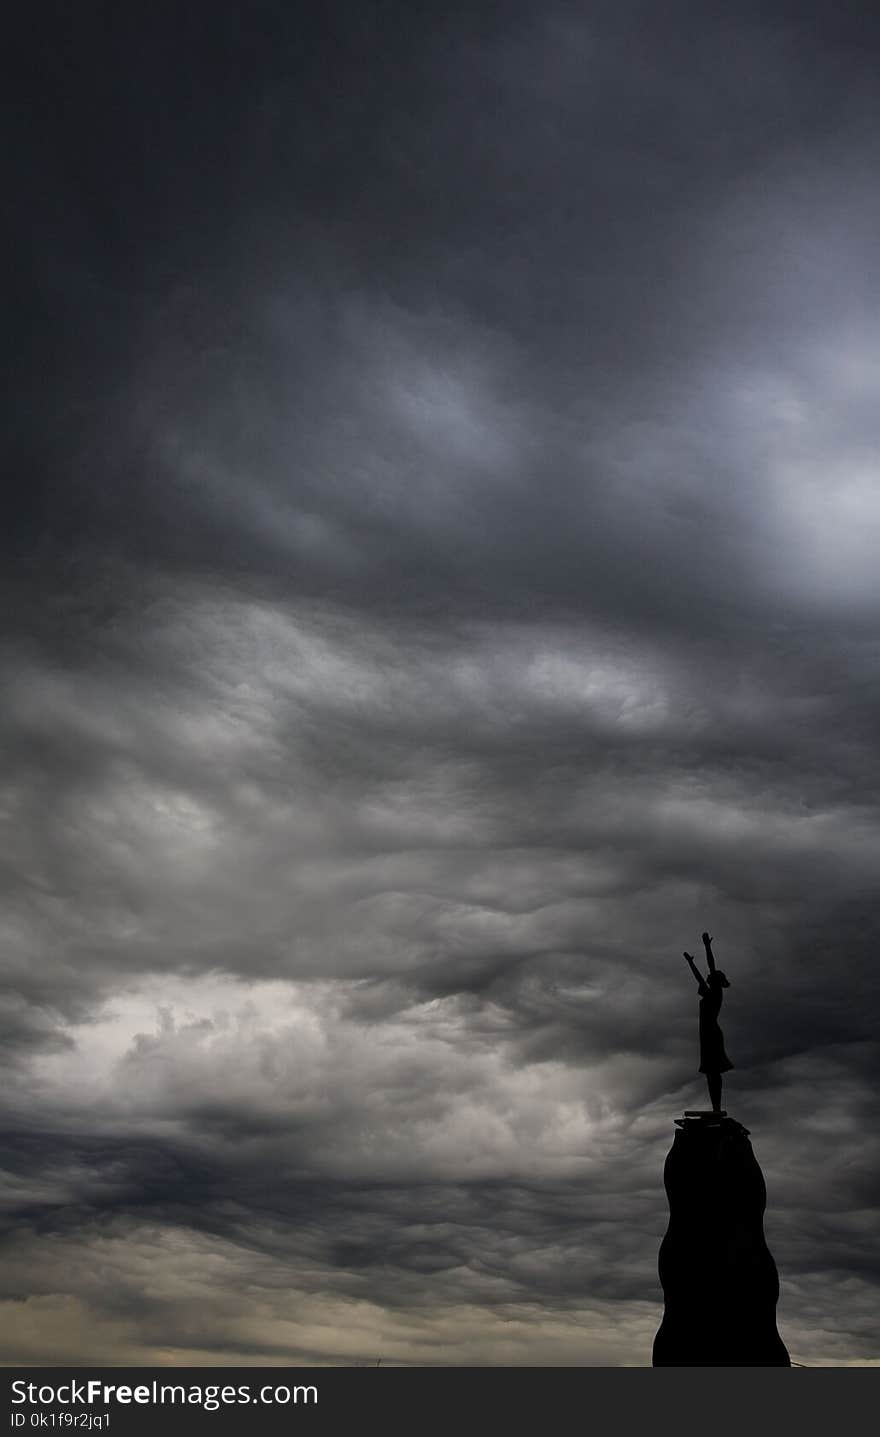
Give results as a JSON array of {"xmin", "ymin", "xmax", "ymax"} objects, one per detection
[{"xmin": 707, "ymin": 1072, "xmax": 722, "ymax": 1112}]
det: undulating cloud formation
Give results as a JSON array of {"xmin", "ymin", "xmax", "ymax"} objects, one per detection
[{"xmin": 4, "ymin": 1, "xmax": 879, "ymax": 1364}]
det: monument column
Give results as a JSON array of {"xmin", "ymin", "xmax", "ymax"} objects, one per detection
[{"xmin": 652, "ymin": 1112, "xmax": 790, "ymax": 1366}]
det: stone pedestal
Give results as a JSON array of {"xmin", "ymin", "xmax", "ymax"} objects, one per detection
[{"xmin": 652, "ymin": 1114, "xmax": 790, "ymax": 1366}]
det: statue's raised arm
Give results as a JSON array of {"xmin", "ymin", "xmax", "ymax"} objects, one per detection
[
  {"xmin": 683, "ymin": 951, "xmax": 708, "ymax": 995},
  {"xmin": 702, "ymin": 931, "xmax": 717, "ymax": 974}
]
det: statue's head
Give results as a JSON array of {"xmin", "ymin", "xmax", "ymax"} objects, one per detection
[{"xmin": 709, "ymin": 969, "xmax": 730, "ymax": 989}]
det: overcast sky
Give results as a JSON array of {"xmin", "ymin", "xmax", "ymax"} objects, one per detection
[{"xmin": 4, "ymin": 1, "xmax": 879, "ymax": 1366}]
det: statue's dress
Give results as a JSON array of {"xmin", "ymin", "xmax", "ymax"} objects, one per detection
[{"xmin": 698, "ymin": 986, "xmax": 733, "ymax": 1074}]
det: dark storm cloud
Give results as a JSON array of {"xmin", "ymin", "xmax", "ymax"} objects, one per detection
[
  {"xmin": 11, "ymin": 1, "xmax": 880, "ymax": 625},
  {"xmin": 3, "ymin": 1, "xmax": 880, "ymax": 1363}
]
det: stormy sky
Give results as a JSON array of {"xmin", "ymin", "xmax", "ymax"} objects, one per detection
[{"xmin": 3, "ymin": 0, "xmax": 879, "ymax": 1365}]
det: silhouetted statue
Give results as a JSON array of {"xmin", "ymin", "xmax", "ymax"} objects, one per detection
[
  {"xmin": 652, "ymin": 929, "xmax": 790, "ymax": 1366},
  {"xmin": 684, "ymin": 931, "xmax": 733, "ymax": 1113}
]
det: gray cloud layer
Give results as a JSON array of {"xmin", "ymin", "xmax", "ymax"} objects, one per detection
[{"xmin": 3, "ymin": 1, "xmax": 879, "ymax": 1364}]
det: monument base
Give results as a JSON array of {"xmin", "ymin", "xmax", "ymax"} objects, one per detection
[
  {"xmin": 653, "ymin": 1114, "xmax": 790, "ymax": 1367},
  {"xmin": 677, "ymin": 1109, "xmax": 730, "ymax": 1126}
]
